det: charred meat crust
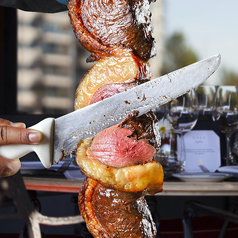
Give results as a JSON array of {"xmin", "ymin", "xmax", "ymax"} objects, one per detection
[
  {"xmin": 67, "ymin": 0, "xmax": 156, "ymax": 61},
  {"xmin": 120, "ymin": 111, "xmax": 159, "ymax": 149},
  {"xmin": 79, "ymin": 178, "xmax": 157, "ymax": 238}
]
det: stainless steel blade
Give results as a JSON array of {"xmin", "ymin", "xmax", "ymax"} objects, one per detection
[{"xmin": 54, "ymin": 54, "xmax": 221, "ymax": 163}]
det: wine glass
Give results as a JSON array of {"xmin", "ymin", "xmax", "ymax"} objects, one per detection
[
  {"xmin": 168, "ymin": 89, "xmax": 198, "ymax": 172},
  {"xmin": 154, "ymin": 103, "xmax": 177, "ymax": 178},
  {"xmin": 196, "ymin": 85, "xmax": 218, "ymax": 118},
  {"xmin": 215, "ymin": 86, "xmax": 238, "ymax": 165}
]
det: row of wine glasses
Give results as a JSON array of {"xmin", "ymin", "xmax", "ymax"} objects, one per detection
[
  {"xmin": 168, "ymin": 89, "xmax": 198, "ymax": 171},
  {"xmin": 215, "ymin": 86, "xmax": 238, "ymax": 165},
  {"xmin": 156, "ymin": 85, "xmax": 238, "ymax": 177},
  {"xmin": 155, "ymin": 89, "xmax": 198, "ymax": 177},
  {"xmin": 196, "ymin": 85, "xmax": 218, "ymax": 117},
  {"xmin": 197, "ymin": 86, "xmax": 238, "ymax": 165}
]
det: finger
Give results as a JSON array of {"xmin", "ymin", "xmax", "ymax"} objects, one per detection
[
  {"xmin": 0, "ymin": 126, "xmax": 43, "ymax": 145},
  {"xmin": 11, "ymin": 122, "xmax": 26, "ymax": 128},
  {"xmin": 0, "ymin": 156, "xmax": 21, "ymax": 177},
  {"xmin": 0, "ymin": 118, "xmax": 12, "ymax": 126},
  {"xmin": 0, "ymin": 118, "xmax": 26, "ymax": 128}
]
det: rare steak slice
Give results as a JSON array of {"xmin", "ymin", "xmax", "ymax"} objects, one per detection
[{"xmin": 90, "ymin": 111, "xmax": 160, "ymax": 168}]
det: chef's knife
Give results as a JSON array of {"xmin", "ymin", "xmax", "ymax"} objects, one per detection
[{"xmin": 0, "ymin": 54, "xmax": 221, "ymax": 168}]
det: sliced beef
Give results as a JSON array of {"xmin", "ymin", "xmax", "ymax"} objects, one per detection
[
  {"xmin": 90, "ymin": 83, "xmax": 135, "ymax": 105},
  {"xmin": 90, "ymin": 112, "xmax": 158, "ymax": 168}
]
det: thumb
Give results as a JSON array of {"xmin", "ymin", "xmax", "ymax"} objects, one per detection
[{"xmin": 0, "ymin": 126, "xmax": 43, "ymax": 145}]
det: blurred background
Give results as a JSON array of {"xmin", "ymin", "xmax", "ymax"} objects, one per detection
[{"xmin": 16, "ymin": 0, "xmax": 238, "ymax": 115}]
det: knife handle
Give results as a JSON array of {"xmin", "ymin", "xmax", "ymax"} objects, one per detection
[{"xmin": 0, "ymin": 118, "xmax": 55, "ymax": 168}]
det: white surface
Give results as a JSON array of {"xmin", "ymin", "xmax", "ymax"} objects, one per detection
[
  {"xmin": 172, "ymin": 172, "xmax": 231, "ymax": 182},
  {"xmin": 218, "ymin": 166, "xmax": 238, "ymax": 174},
  {"xmin": 183, "ymin": 130, "xmax": 221, "ymax": 172}
]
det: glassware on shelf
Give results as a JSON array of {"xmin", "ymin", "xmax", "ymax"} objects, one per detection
[
  {"xmin": 167, "ymin": 89, "xmax": 198, "ymax": 172},
  {"xmin": 215, "ymin": 86, "xmax": 238, "ymax": 165}
]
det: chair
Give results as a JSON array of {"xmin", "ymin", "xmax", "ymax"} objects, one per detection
[
  {"xmin": 0, "ymin": 171, "xmax": 84, "ymax": 238},
  {"xmin": 182, "ymin": 199, "xmax": 238, "ymax": 238}
]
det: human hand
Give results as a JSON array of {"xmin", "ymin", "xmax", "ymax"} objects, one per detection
[{"xmin": 0, "ymin": 118, "xmax": 43, "ymax": 177}]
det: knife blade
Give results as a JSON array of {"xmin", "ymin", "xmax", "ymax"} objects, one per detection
[{"xmin": 0, "ymin": 54, "xmax": 221, "ymax": 168}]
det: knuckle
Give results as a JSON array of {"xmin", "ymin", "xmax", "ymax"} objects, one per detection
[
  {"xmin": 20, "ymin": 131, "xmax": 30, "ymax": 144},
  {"xmin": 0, "ymin": 126, "xmax": 7, "ymax": 145}
]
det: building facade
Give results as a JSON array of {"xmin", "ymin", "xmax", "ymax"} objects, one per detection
[{"xmin": 17, "ymin": 1, "xmax": 163, "ymax": 114}]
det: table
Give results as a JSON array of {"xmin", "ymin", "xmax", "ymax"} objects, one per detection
[
  {"xmin": 2, "ymin": 174, "xmax": 237, "ymax": 237},
  {"xmin": 23, "ymin": 177, "xmax": 238, "ymax": 196}
]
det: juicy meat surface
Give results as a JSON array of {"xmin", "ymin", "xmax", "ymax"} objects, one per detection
[
  {"xmin": 79, "ymin": 178, "xmax": 157, "ymax": 238},
  {"xmin": 67, "ymin": 0, "xmax": 156, "ymax": 61},
  {"xmin": 90, "ymin": 126, "xmax": 155, "ymax": 168},
  {"xmin": 76, "ymin": 138, "xmax": 164, "ymax": 194},
  {"xmin": 90, "ymin": 112, "xmax": 158, "ymax": 168},
  {"xmin": 90, "ymin": 78, "xmax": 150, "ymax": 105},
  {"xmin": 89, "ymin": 83, "xmax": 135, "ymax": 105}
]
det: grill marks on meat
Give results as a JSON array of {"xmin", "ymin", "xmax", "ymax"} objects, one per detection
[
  {"xmin": 67, "ymin": 0, "xmax": 156, "ymax": 62},
  {"xmin": 79, "ymin": 178, "xmax": 157, "ymax": 238}
]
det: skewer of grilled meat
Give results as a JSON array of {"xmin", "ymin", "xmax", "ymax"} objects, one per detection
[{"xmin": 67, "ymin": 0, "xmax": 163, "ymax": 237}]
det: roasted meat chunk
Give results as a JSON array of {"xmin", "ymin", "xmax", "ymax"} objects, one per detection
[
  {"xmin": 76, "ymin": 112, "xmax": 163, "ymax": 195},
  {"xmin": 79, "ymin": 178, "xmax": 157, "ymax": 238},
  {"xmin": 67, "ymin": 0, "xmax": 156, "ymax": 62},
  {"xmin": 76, "ymin": 142, "xmax": 163, "ymax": 194},
  {"xmin": 90, "ymin": 112, "xmax": 159, "ymax": 168},
  {"xmin": 74, "ymin": 52, "xmax": 151, "ymax": 109}
]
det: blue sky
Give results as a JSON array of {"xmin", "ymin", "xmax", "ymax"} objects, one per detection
[{"xmin": 163, "ymin": 0, "xmax": 238, "ymax": 84}]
